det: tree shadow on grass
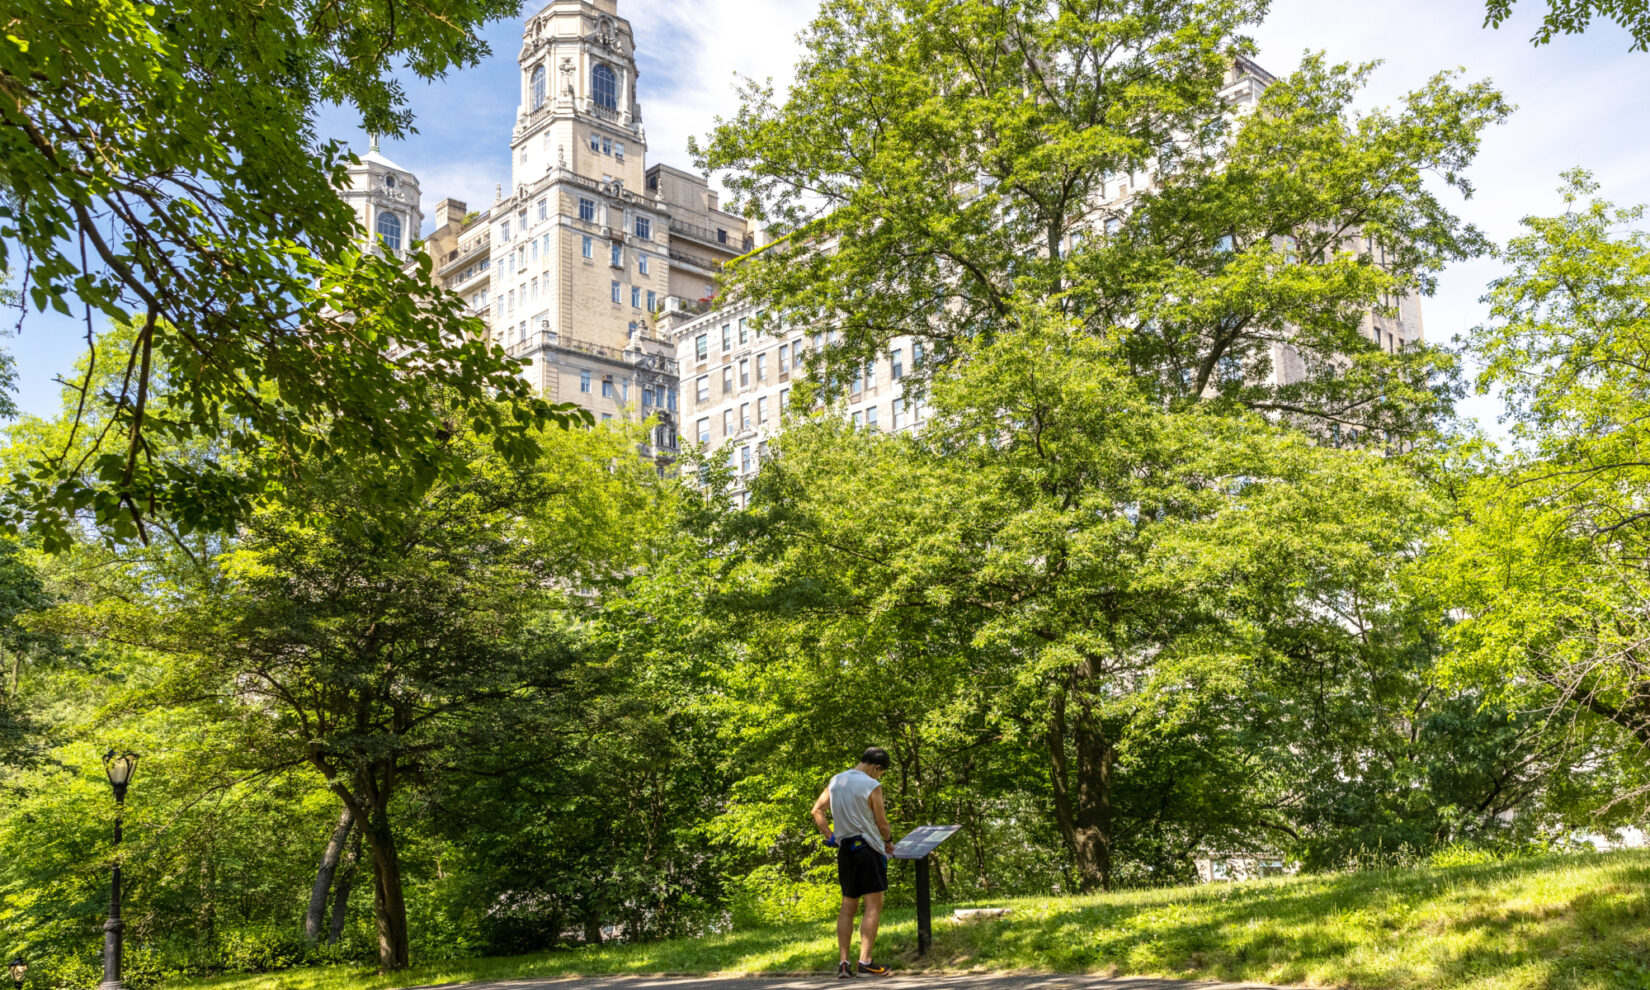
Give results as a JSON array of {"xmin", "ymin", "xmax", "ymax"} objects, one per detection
[{"xmin": 913, "ymin": 853, "xmax": 1650, "ymax": 989}]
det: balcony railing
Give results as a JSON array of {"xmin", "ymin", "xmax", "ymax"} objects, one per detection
[
  {"xmin": 438, "ymin": 238, "xmax": 490, "ymax": 274},
  {"xmin": 669, "ymin": 217, "xmax": 754, "ymax": 251}
]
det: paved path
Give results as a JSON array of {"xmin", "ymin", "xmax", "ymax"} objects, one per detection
[{"xmin": 422, "ymin": 973, "xmax": 1293, "ymax": 990}]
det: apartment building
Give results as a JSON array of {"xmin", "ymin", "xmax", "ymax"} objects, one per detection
[
  {"xmin": 346, "ymin": 0, "xmax": 758, "ymax": 462},
  {"xmin": 668, "ymin": 299, "xmax": 936, "ymax": 503}
]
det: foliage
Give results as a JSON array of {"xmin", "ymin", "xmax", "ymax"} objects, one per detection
[
  {"xmin": 1483, "ymin": 0, "xmax": 1650, "ymax": 50},
  {"xmin": 1432, "ymin": 171, "xmax": 1650, "ymax": 814},
  {"xmin": 0, "ymin": 0, "xmax": 587, "ymax": 550},
  {"xmin": 697, "ymin": 0, "xmax": 1508, "ymax": 438}
]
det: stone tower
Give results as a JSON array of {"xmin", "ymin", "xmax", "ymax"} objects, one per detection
[{"xmin": 341, "ymin": 138, "xmax": 424, "ymax": 258}]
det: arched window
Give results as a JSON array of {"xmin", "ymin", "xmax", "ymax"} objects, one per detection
[
  {"xmin": 530, "ymin": 64, "xmax": 546, "ymax": 109},
  {"xmin": 376, "ymin": 211, "xmax": 402, "ymax": 252},
  {"xmin": 592, "ymin": 63, "xmax": 618, "ymax": 110}
]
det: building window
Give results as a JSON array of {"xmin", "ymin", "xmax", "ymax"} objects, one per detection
[
  {"xmin": 635, "ymin": 217, "xmax": 651, "ymax": 240},
  {"xmin": 852, "ymin": 410, "xmax": 864, "ymax": 429},
  {"xmin": 611, "ymin": 243, "xmax": 623, "ymax": 267},
  {"xmin": 530, "ymin": 64, "xmax": 547, "ymax": 108},
  {"xmin": 582, "ymin": 235, "xmax": 593, "ymax": 259},
  {"xmin": 529, "ymin": 276, "xmax": 538, "ymax": 300},
  {"xmin": 631, "ymin": 286, "xmax": 641, "ymax": 308},
  {"xmin": 642, "ymin": 386, "xmax": 654, "ymax": 407},
  {"xmin": 668, "ymin": 387, "xmax": 677, "ymax": 411},
  {"xmin": 739, "ymin": 359, "xmax": 750, "ymax": 387},
  {"xmin": 894, "ymin": 400, "xmax": 906, "ymax": 430},
  {"xmin": 696, "ymin": 375, "xmax": 709, "ymax": 402},
  {"xmin": 866, "ymin": 406, "xmax": 879, "ymax": 431},
  {"xmin": 722, "ymin": 410, "xmax": 733, "ymax": 437},
  {"xmin": 623, "ymin": 382, "xmax": 631, "ymax": 402},
  {"xmin": 740, "ymin": 445, "xmax": 752, "ymax": 474},
  {"xmin": 780, "ymin": 387, "xmax": 790, "ymax": 411},
  {"xmin": 579, "ymin": 198, "xmax": 596, "ymax": 222},
  {"xmin": 501, "ymin": 219, "xmax": 511, "ymax": 242},
  {"xmin": 614, "ymin": 141, "xmax": 625, "ymax": 160},
  {"xmin": 1104, "ymin": 216, "xmax": 1120, "ymax": 237},
  {"xmin": 589, "ymin": 133, "xmax": 600, "ymax": 152},
  {"xmin": 507, "ymin": 289, "xmax": 515, "ymax": 312},
  {"xmin": 851, "ymin": 366, "xmax": 863, "ymax": 393},
  {"xmin": 722, "ymin": 367, "xmax": 733, "ymax": 394},
  {"xmin": 740, "ymin": 402, "xmax": 751, "ymax": 428},
  {"xmin": 738, "ymin": 317, "xmax": 749, "ymax": 345},
  {"xmin": 602, "ymin": 136, "xmax": 612, "ymax": 155},
  {"xmin": 697, "ymin": 418, "xmax": 710, "ymax": 444},
  {"xmin": 638, "ymin": 253, "xmax": 649, "ymax": 276},
  {"xmin": 646, "ymin": 290, "xmax": 656, "ymax": 309},
  {"xmin": 722, "ymin": 324, "xmax": 731, "ymax": 351},
  {"xmin": 866, "ymin": 361, "xmax": 877, "ymax": 388},
  {"xmin": 756, "ymin": 353, "xmax": 767, "ymax": 381},
  {"xmin": 913, "ymin": 341, "xmax": 924, "ymax": 366},
  {"xmin": 757, "ymin": 396, "xmax": 769, "ymax": 424},
  {"xmin": 580, "ymin": 370, "xmax": 591, "ymax": 393},
  {"xmin": 375, "ymin": 211, "xmax": 402, "ymax": 252},
  {"xmin": 602, "ymin": 380, "xmax": 614, "ymax": 398},
  {"xmin": 695, "ymin": 334, "xmax": 708, "ymax": 360},
  {"xmin": 891, "ymin": 348, "xmax": 903, "ymax": 380},
  {"xmin": 611, "ymin": 281, "xmax": 620, "ymax": 303},
  {"xmin": 592, "ymin": 63, "xmax": 618, "ymax": 110},
  {"xmin": 537, "ymin": 198, "xmax": 548, "ymax": 222}
]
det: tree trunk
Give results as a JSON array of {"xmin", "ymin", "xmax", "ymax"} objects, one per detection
[
  {"xmin": 358, "ymin": 804, "xmax": 410, "ymax": 972},
  {"xmin": 582, "ymin": 899, "xmax": 604, "ymax": 945},
  {"xmin": 305, "ymin": 808, "xmax": 356, "ymax": 944},
  {"xmin": 1047, "ymin": 679, "xmax": 1116, "ymax": 892},
  {"xmin": 328, "ymin": 828, "xmax": 363, "ymax": 945},
  {"xmin": 1071, "ymin": 703, "xmax": 1115, "ymax": 891}
]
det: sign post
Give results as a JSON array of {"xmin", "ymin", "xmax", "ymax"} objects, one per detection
[{"xmin": 891, "ymin": 825, "xmax": 961, "ymax": 957}]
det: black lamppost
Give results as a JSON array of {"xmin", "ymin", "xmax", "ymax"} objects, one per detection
[
  {"xmin": 101, "ymin": 751, "xmax": 138, "ymax": 990},
  {"xmin": 8, "ymin": 957, "xmax": 26, "ymax": 990}
]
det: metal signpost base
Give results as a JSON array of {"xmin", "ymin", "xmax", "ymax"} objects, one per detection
[
  {"xmin": 914, "ymin": 855, "xmax": 932, "ymax": 956},
  {"xmin": 891, "ymin": 825, "xmax": 961, "ymax": 959}
]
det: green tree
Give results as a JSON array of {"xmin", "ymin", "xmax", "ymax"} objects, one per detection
[
  {"xmin": 697, "ymin": 0, "xmax": 1507, "ymax": 437},
  {"xmin": 41, "ymin": 416, "xmax": 663, "ymax": 972},
  {"xmin": 719, "ymin": 314, "xmax": 1439, "ymax": 889},
  {"xmin": 1433, "ymin": 172, "xmax": 1650, "ymax": 814},
  {"xmin": 1, "ymin": 0, "xmax": 585, "ymax": 550}
]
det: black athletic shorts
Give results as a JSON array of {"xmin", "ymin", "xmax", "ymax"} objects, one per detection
[{"xmin": 837, "ymin": 836, "xmax": 889, "ymax": 898}]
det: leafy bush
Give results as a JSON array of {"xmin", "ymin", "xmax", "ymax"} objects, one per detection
[{"xmin": 727, "ymin": 864, "xmax": 841, "ymax": 929}]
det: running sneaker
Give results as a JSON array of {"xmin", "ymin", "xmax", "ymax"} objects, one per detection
[
  {"xmin": 857, "ymin": 961, "xmax": 891, "ymax": 977},
  {"xmin": 837, "ymin": 962, "xmax": 855, "ymax": 979}
]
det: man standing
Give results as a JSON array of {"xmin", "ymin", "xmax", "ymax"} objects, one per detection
[{"xmin": 812, "ymin": 747, "xmax": 896, "ymax": 978}]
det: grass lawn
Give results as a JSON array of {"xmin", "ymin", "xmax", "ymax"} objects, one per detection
[{"xmin": 175, "ymin": 849, "xmax": 1650, "ymax": 990}]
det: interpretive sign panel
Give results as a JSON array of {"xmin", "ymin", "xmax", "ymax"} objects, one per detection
[{"xmin": 893, "ymin": 825, "xmax": 962, "ymax": 860}]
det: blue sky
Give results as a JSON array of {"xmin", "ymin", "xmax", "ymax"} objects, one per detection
[{"xmin": 7, "ymin": 0, "xmax": 1647, "ymax": 434}]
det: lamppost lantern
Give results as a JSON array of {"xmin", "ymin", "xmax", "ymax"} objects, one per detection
[
  {"xmin": 8, "ymin": 957, "xmax": 25, "ymax": 990},
  {"xmin": 98, "ymin": 749, "xmax": 137, "ymax": 990},
  {"xmin": 102, "ymin": 750, "xmax": 138, "ymax": 802}
]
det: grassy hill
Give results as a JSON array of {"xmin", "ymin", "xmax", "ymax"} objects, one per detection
[{"xmin": 177, "ymin": 849, "xmax": 1650, "ymax": 990}]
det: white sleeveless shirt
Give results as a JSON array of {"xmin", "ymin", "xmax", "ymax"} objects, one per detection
[{"xmin": 828, "ymin": 768, "xmax": 883, "ymax": 843}]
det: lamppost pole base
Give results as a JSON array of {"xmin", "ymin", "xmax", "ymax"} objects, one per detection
[{"xmin": 100, "ymin": 981, "xmax": 128, "ymax": 990}]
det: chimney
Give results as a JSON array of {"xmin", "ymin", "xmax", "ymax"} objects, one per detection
[{"xmin": 433, "ymin": 197, "xmax": 469, "ymax": 230}]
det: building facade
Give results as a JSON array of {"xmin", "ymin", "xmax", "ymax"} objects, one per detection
[{"xmin": 359, "ymin": 0, "xmax": 757, "ymax": 461}]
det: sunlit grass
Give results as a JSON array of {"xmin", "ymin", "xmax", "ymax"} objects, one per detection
[{"xmin": 175, "ymin": 849, "xmax": 1650, "ymax": 990}]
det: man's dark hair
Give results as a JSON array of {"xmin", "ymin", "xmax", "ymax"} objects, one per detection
[{"xmin": 861, "ymin": 746, "xmax": 891, "ymax": 769}]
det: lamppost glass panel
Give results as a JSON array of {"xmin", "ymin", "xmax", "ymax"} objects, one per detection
[
  {"xmin": 102, "ymin": 751, "xmax": 138, "ymax": 799},
  {"xmin": 8, "ymin": 958, "xmax": 26, "ymax": 987}
]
